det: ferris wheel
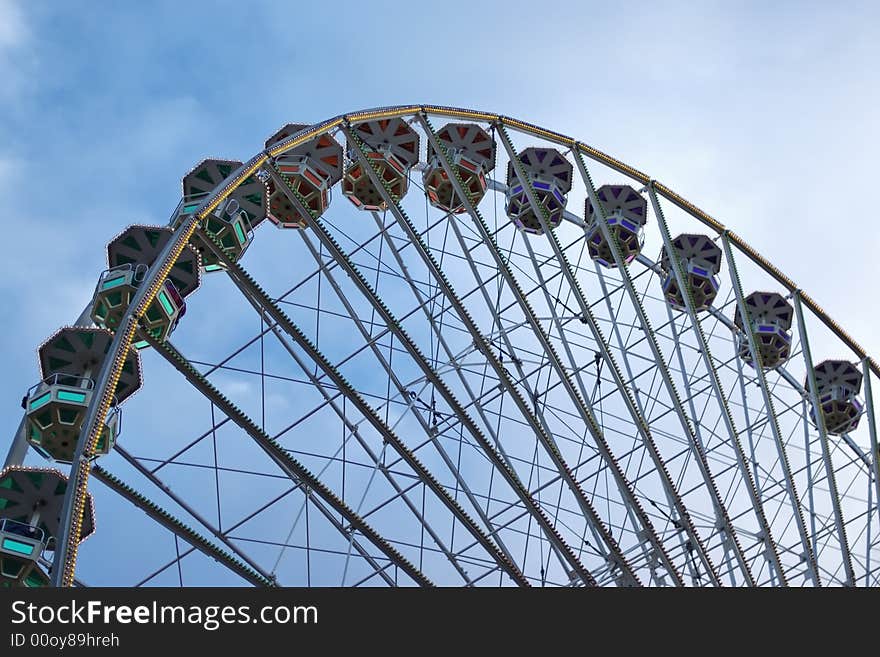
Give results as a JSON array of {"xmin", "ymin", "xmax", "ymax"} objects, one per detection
[{"xmin": 3, "ymin": 105, "xmax": 878, "ymax": 588}]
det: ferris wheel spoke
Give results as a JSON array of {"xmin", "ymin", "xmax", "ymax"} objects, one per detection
[
  {"xmin": 497, "ymin": 127, "xmax": 725, "ymax": 586},
  {"xmin": 292, "ymin": 252, "xmax": 550, "ymax": 584},
  {"xmin": 708, "ymin": 313, "xmax": 857, "ymax": 548},
  {"xmin": 434, "ymin": 157, "xmax": 648, "ymax": 583},
  {"xmin": 861, "ymin": 361, "xmax": 880, "ymax": 541},
  {"xmin": 515, "ymin": 242, "xmax": 694, "ymax": 585},
  {"xmin": 646, "ymin": 184, "xmax": 789, "ymax": 585},
  {"xmin": 328, "ymin": 121, "xmax": 633, "ymax": 586},
  {"xmin": 228, "ymin": 480, "xmax": 402, "ymax": 588},
  {"xmin": 675, "ymin": 282, "xmax": 804, "ymax": 577},
  {"xmin": 592, "ymin": 259, "xmax": 732, "ymax": 583},
  {"xmin": 359, "ymin": 213, "xmax": 520, "ymax": 467},
  {"xmin": 290, "ymin": 228, "xmax": 526, "ymax": 583},
  {"xmin": 793, "ymin": 293, "xmax": 857, "ymax": 586},
  {"xmin": 457, "ymin": 235, "xmax": 633, "ymax": 550},
  {"xmin": 111, "ymin": 444, "xmax": 275, "ymax": 583},
  {"xmin": 350, "ymin": 214, "xmax": 566, "ymax": 577},
  {"xmin": 413, "ymin": 115, "xmax": 655, "ymax": 586},
  {"xmin": 438, "ymin": 216, "xmax": 634, "ymax": 562},
  {"xmin": 285, "ymin": 202, "xmax": 593, "ymax": 586},
  {"xmin": 480, "ymin": 234, "xmax": 671, "ymax": 583},
  {"xmin": 661, "ymin": 302, "xmax": 767, "ymax": 550},
  {"xmin": 91, "ymin": 464, "xmax": 272, "ymax": 586},
  {"xmin": 566, "ymin": 151, "xmax": 759, "ymax": 586}
]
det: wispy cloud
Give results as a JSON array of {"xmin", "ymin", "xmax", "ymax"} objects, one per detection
[
  {"xmin": 0, "ymin": 0, "xmax": 27, "ymax": 49},
  {"xmin": 0, "ymin": 0, "xmax": 30, "ymax": 103}
]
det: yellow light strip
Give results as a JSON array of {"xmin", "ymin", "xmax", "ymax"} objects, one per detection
[
  {"xmin": 196, "ymin": 157, "xmax": 269, "ymax": 217},
  {"xmin": 267, "ymin": 120, "xmax": 343, "ymax": 158},
  {"xmin": 345, "ymin": 105, "xmax": 421, "ymax": 123},
  {"xmin": 61, "ymin": 213, "xmax": 204, "ymax": 586},
  {"xmin": 423, "ymin": 105, "xmax": 499, "ymax": 122}
]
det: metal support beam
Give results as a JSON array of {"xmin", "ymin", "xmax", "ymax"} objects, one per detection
[
  {"xmin": 442, "ymin": 213, "xmax": 661, "ymax": 582},
  {"xmin": 592, "ymin": 265, "xmax": 705, "ymax": 584},
  {"xmin": 861, "ymin": 359, "xmax": 880, "ymax": 531},
  {"xmin": 646, "ymin": 182, "xmax": 787, "ymax": 585},
  {"xmin": 402, "ymin": 115, "xmax": 652, "ymax": 583},
  {"xmin": 496, "ymin": 124, "xmax": 721, "ymax": 586},
  {"xmin": 91, "ymin": 465, "xmax": 273, "ymax": 587},
  {"xmin": 4, "ymin": 419, "xmax": 28, "ymax": 469},
  {"xmin": 720, "ymin": 233, "xmax": 821, "ymax": 586},
  {"xmin": 572, "ymin": 149, "xmax": 756, "ymax": 586},
  {"xmin": 113, "ymin": 445, "xmax": 276, "ymax": 583},
  {"xmin": 792, "ymin": 291, "xmax": 856, "ymax": 586},
  {"xmin": 299, "ymin": 225, "xmax": 523, "ymax": 571}
]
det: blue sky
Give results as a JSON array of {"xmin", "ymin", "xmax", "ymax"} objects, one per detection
[{"xmin": 1, "ymin": 0, "xmax": 879, "ymax": 585}]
